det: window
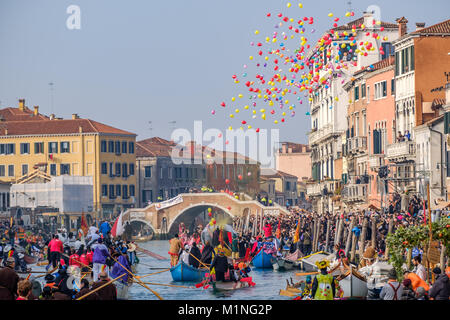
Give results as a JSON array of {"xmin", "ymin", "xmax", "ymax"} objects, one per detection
[
  {"xmin": 129, "ymin": 142, "xmax": 135, "ymax": 154},
  {"xmin": 8, "ymin": 165, "xmax": 14, "ymax": 177},
  {"xmin": 168, "ymin": 167, "xmax": 173, "ymax": 179},
  {"xmin": 109, "ymin": 185, "xmax": 115, "ymax": 199},
  {"xmin": 367, "ymin": 86, "xmax": 370, "ymax": 103},
  {"xmin": 142, "ymin": 189, "xmax": 152, "ymax": 203},
  {"xmin": 50, "ymin": 164, "xmax": 57, "ymax": 176},
  {"xmin": 101, "ymin": 140, "xmax": 107, "ymax": 152},
  {"xmin": 101, "ymin": 185, "xmax": 108, "ymax": 197},
  {"xmin": 338, "ymin": 43, "xmax": 356, "ymax": 62},
  {"xmin": 0, "ymin": 165, "xmax": 5, "ymax": 176},
  {"xmin": 6, "ymin": 144, "xmax": 15, "ymax": 155},
  {"xmin": 354, "ymin": 86, "xmax": 360, "ymax": 101},
  {"xmin": 130, "ymin": 185, "xmax": 135, "ymax": 197},
  {"xmin": 122, "ymin": 142, "xmax": 128, "ymax": 154},
  {"xmin": 60, "ymin": 141, "xmax": 70, "ymax": 153},
  {"xmin": 381, "ymin": 42, "xmax": 394, "ymax": 60},
  {"xmin": 391, "ymin": 78, "xmax": 395, "ymax": 95},
  {"xmin": 34, "ymin": 142, "xmax": 44, "ymax": 154},
  {"xmin": 144, "ymin": 166, "xmax": 152, "ymax": 178},
  {"xmin": 375, "ymin": 81, "xmax": 387, "ymax": 100},
  {"xmin": 161, "ymin": 167, "xmax": 164, "ymax": 179},
  {"xmin": 286, "ymin": 181, "xmax": 291, "ymax": 191},
  {"xmin": 60, "ymin": 164, "xmax": 70, "ymax": 175},
  {"xmin": 20, "ymin": 143, "xmax": 30, "ymax": 154},
  {"xmin": 108, "ymin": 141, "xmax": 114, "ymax": 153},
  {"xmin": 22, "ymin": 164, "xmax": 28, "ymax": 176},
  {"xmin": 115, "ymin": 141, "xmax": 121, "ymax": 155},
  {"xmin": 109, "ymin": 163, "xmax": 114, "ymax": 177},
  {"xmin": 116, "ymin": 185, "xmax": 121, "ymax": 197},
  {"xmin": 129, "ymin": 163, "xmax": 135, "ymax": 176},
  {"xmin": 48, "ymin": 142, "xmax": 58, "ymax": 154},
  {"xmin": 101, "ymin": 163, "xmax": 108, "ymax": 175},
  {"xmin": 122, "ymin": 163, "xmax": 128, "ymax": 177},
  {"xmin": 395, "ymin": 51, "xmax": 400, "ymax": 76},
  {"xmin": 361, "ymin": 84, "xmax": 366, "ymax": 98},
  {"xmin": 122, "ymin": 185, "xmax": 128, "ymax": 199},
  {"xmin": 115, "ymin": 163, "xmax": 121, "ymax": 176}
]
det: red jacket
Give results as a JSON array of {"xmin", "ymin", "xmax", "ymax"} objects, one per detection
[
  {"xmin": 69, "ymin": 254, "xmax": 81, "ymax": 267},
  {"xmin": 48, "ymin": 239, "xmax": 63, "ymax": 253},
  {"xmin": 86, "ymin": 251, "xmax": 94, "ymax": 264},
  {"xmin": 79, "ymin": 254, "xmax": 89, "ymax": 267}
]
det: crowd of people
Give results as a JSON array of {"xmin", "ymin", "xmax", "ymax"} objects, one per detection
[{"xmin": 0, "ymin": 219, "xmax": 139, "ymax": 300}]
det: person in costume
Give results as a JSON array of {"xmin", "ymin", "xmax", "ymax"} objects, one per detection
[
  {"xmin": 168, "ymin": 233, "xmax": 182, "ymax": 267},
  {"xmin": 358, "ymin": 247, "xmax": 387, "ymax": 300},
  {"xmin": 310, "ymin": 259, "xmax": 335, "ymax": 300}
]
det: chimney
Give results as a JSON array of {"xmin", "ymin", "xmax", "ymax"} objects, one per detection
[
  {"xmin": 302, "ymin": 145, "xmax": 307, "ymax": 153},
  {"xmin": 363, "ymin": 11, "xmax": 375, "ymax": 30},
  {"xmin": 79, "ymin": 126, "xmax": 83, "ymax": 133},
  {"xmin": 415, "ymin": 22, "xmax": 425, "ymax": 32},
  {"xmin": 4, "ymin": 129, "xmax": 7, "ymax": 135},
  {"xmin": 396, "ymin": 17, "xmax": 409, "ymax": 37},
  {"xmin": 49, "ymin": 114, "xmax": 55, "ymax": 120},
  {"xmin": 33, "ymin": 106, "xmax": 39, "ymax": 116},
  {"xmin": 72, "ymin": 113, "xmax": 79, "ymax": 119},
  {"xmin": 288, "ymin": 147, "xmax": 293, "ymax": 154},
  {"xmin": 281, "ymin": 143, "xmax": 287, "ymax": 154},
  {"xmin": 18, "ymin": 99, "xmax": 25, "ymax": 111}
]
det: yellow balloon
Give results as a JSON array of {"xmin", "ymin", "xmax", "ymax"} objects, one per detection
[
  {"xmin": 238, "ymin": 94, "xmax": 243, "ymax": 98},
  {"xmin": 254, "ymin": 30, "xmax": 259, "ymax": 35},
  {"xmin": 235, "ymin": 109, "xmax": 240, "ymax": 113},
  {"xmin": 230, "ymin": 114, "xmax": 234, "ymax": 118},
  {"xmin": 244, "ymin": 105, "xmax": 249, "ymax": 110},
  {"xmin": 328, "ymin": 13, "xmax": 334, "ymax": 17},
  {"xmin": 274, "ymin": 120, "xmax": 278, "ymax": 124},
  {"xmin": 287, "ymin": 2, "xmax": 291, "ymax": 8},
  {"xmin": 249, "ymin": 56, "xmax": 254, "ymax": 60},
  {"xmin": 298, "ymin": 3, "xmax": 303, "ymax": 8}
]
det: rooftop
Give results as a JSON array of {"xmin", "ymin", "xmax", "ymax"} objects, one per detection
[{"xmin": 261, "ymin": 168, "xmax": 298, "ymax": 179}]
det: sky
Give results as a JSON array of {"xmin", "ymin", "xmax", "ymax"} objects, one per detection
[{"xmin": 1, "ymin": 0, "xmax": 449, "ymax": 147}]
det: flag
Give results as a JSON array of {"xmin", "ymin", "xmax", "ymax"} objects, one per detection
[
  {"xmin": 276, "ymin": 219, "xmax": 281, "ymax": 239},
  {"xmin": 80, "ymin": 212, "xmax": 88, "ymax": 236},
  {"xmin": 111, "ymin": 211, "xmax": 124, "ymax": 238},
  {"xmin": 293, "ymin": 219, "xmax": 301, "ymax": 243}
]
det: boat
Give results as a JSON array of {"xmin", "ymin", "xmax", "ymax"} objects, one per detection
[
  {"xmin": 284, "ymin": 249, "xmax": 304, "ymax": 269},
  {"xmin": 251, "ymin": 250, "xmax": 275, "ymax": 269},
  {"xmin": 279, "ymin": 278, "xmax": 303, "ymax": 297},
  {"xmin": 132, "ymin": 234, "xmax": 153, "ymax": 242},
  {"xmin": 330, "ymin": 264, "xmax": 368, "ymax": 299},
  {"xmin": 170, "ymin": 261, "xmax": 209, "ymax": 282},
  {"xmin": 212, "ymin": 280, "xmax": 252, "ymax": 291},
  {"xmin": 298, "ymin": 251, "xmax": 331, "ymax": 272},
  {"xmin": 24, "ymin": 254, "xmax": 38, "ymax": 265},
  {"xmin": 273, "ymin": 257, "xmax": 294, "ymax": 271}
]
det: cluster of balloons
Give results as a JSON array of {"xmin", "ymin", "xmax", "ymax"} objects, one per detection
[{"xmin": 211, "ymin": 2, "xmax": 390, "ymax": 131}]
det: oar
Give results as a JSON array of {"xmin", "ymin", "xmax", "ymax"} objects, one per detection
[
  {"xmin": 109, "ymin": 255, "xmax": 164, "ymax": 300},
  {"xmin": 135, "ymin": 246, "xmax": 168, "ymax": 260},
  {"xmin": 139, "ymin": 281, "xmax": 196, "ymax": 289},
  {"xmin": 295, "ymin": 271, "xmax": 319, "ymax": 277},
  {"xmin": 34, "ymin": 266, "xmax": 58, "ymax": 279},
  {"xmin": 60, "ymin": 252, "xmax": 93, "ymax": 271},
  {"xmin": 136, "ymin": 268, "xmax": 171, "ymax": 280},
  {"xmin": 76, "ymin": 273, "xmax": 126, "ymax": 300},
  {"xmin": 187, "ymin": 251, "xmax": 210, "ymax": 270}
]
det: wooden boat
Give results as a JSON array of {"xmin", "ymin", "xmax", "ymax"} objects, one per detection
[
  {"xmin": 273, "ymin": 257, "xmax": 294, "ymax": 271},
  {"xmin": 279, "ymin": 278, "xmax": 303, "ymax": 297},
  {"xmin": 115, "ymin": 280, "xmax": 131, "ymax": 300},
  {"xmin": 284, "ymin": 249, "xmax": 304, "ymax": 269},
  {"xmin": 170, "ymin": 261, "xmax": 208, "ymax": 282},
  {"xmin": 330, "ymin": 263, "xmax": 368, "ymax": 299},
  {"xmin": 132, "ymin": 234, "xmax": 153, "ymax": 242},
  {"xmin": 212, "ymin": 280, "xmax": 252, "ymax": 291},
  {"xmin": 24, "ymin": 254, "xmax": 38, "ymax": 265},
  {"xmin": 298, "ymin": 251, "xmax": 330, "ymax": 272},
  {"xmin": 251, "ymin": 250, "xmax": 274, "ymax": 269}
]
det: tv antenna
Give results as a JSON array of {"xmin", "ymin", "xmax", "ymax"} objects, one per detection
[
  {"xmin": 168, "ymin": 120, "xmax": 177, "ymax": 132},
  {"xmin": 148, "ymin": 121, "xmax": 153, "ymax": 133}
]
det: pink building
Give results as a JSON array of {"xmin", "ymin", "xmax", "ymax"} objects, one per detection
[
  {"xmin": 364, "ymin": 56, "xmax": 396, "ymax": 208},
  {"xmin": 276, "ymin": 142, "xmax": 312, "ymax": 181}
]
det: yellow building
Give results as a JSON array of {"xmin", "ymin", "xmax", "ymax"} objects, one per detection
[{"xmin": 0, "ymin": 99, "xmax": 137, "ymax": 219}]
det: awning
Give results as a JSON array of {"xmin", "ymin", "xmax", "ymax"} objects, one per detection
[{"xmin": 433, "ymin": 201, "xmax": 450, "ymax": 210}]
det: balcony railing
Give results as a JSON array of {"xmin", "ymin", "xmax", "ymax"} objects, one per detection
[
  {"xmin": 342, "ymin": 184, "xmax": 368, "ymax": 203},
  {"xmin": 347, "ymin": 136, "xmax": 368, "ymax": 154},
  {"xmin": 369, "ymin": 154, "xmax": 385, "ymax": 170},
  {"xmin": 306, "ymin": 180, "xmax": 338, "ymax": 197},
  {"xmin": 386, "ymin": 141, "xmax": 415, "ymax": 162},
  {"xmin": 308, "ymin": 124, "xmax": 333, "ymax": 145}
]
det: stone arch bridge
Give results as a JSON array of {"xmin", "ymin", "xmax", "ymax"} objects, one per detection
[{"xmin": 122, "ymin": 193, "xmax": 289, "ymax": 238}]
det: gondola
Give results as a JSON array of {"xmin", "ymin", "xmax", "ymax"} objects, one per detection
[
  {"xmin": 273, "ymin": 257, "xmax": 295, "ymax": 271},
  {"xmin": 212, "ymin": 280, "xmax": 252, "ymax": 291},
  {"xmin": 251, "ymin": 249, "xmax": 275, "ymax": 269},
  {"xmin": 170, "ymin": 260, "xmax": 209, "ymax": 282}
]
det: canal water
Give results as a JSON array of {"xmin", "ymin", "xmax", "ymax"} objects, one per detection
[{"xmin": 129, "ymin": 240, "xmax": 299, "ymax": 300}]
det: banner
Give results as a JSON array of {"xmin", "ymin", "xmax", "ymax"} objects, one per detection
[{"xmin": 155, "ymin": 195, "xmax": 183, "ymax": 211}]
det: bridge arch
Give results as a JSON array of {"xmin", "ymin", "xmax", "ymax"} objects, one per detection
[
  {"xmin": 167, "ymin": 203, "xmax": 235, "ymax": 236},
  {"xmin": 127, "ymin": 217, "xmax": 157, "ymax": 235}
]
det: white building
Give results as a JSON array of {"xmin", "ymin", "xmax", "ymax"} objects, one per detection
[
  {"xmin": 0, "ymin": 182, "xmax": 10, "ymax": 218},
  {"xmin": 306, "ymin": 12, "xmax": 399, "ymax": 213}
]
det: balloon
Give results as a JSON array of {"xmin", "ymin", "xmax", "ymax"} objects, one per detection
[
  {"xmin": 225, "ymin": 179, "xmax": 230, "ymax": 184},
  {"xmin": 238, "ymin": 175, "xmax": 243, "ymax": 180},
  {"xmin": 208, "ymin": 207, "xmax": 212, "ymax": 213},
  {"xmin": 208, "ymin": 212, "xmax": 212, "ymax": 217}
]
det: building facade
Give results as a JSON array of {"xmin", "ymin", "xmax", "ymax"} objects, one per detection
[{"xmin": 0, "ymin": 99, "xmax": 137, "ymax": 220}]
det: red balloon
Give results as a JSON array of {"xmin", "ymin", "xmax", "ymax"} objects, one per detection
[
  {"xmin": 208, "ymin": 212, "xmax": 212, "ymax": 217},
  {"xmin": 227, "ymin": 206, "xmax": 231, "ymax": 210},
  {"xmin": 225, "ymin": 179, "xmax": 230, "ymax": 184},
  {"xmin": 238, "ymin": 175, "xmax": 243, "ymax": 180}
]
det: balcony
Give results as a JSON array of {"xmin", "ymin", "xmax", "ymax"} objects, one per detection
[
  {"xmin": 347, "ymin": 136, "xmax": 368, "ymax": 155},
  {"xmin": 308, "ymin": 124, "xmax": 333, "ymax": 146},
  {"xmin": 342, "ymin": 184, "xmax": 368, "ymax": 203},
  {"xmin": 386, "ymin": 141, "xmax": 416, "ymax": 162},
  {"xmin": 306, "ymin": 180, "xmax": 337, "ymax": 198},
  {"xmin": 369, "ymin": 154, "xmax": 385, "ymax": 170}
]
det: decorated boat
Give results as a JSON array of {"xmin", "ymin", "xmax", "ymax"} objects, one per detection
[
  {"xmin": 284, "ymin": 249, "xmax": 304, "ymax": 269},
  {"xmin": 298, "ymin": 251, "xmax": 332, "ymax": 272},
  {"xmin": 251, "ymin": 250, "xmax": 274, "ymax": 269},
  {"xmin": 170, "ymin": 260, "xmax": 209, "ymax": 282}
]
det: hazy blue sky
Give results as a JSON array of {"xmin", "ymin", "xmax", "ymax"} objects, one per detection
[{"xmin": 1, "ymin": 0, "xmax": 449, "ymax": 145}]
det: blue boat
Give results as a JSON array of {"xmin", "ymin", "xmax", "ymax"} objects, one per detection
[
  {"xmin": 170, "ymin": 261, "xmax": 208, "ymax": 282},
  {"xmin": 251, "ymin": 250, "xmax": 274, "ymax": 269}
]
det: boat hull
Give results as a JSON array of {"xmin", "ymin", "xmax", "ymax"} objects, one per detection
[
  {"xmin": 170, "ymin": 261, "xmax": 208, "ymax": 282},
  {"xmin": 273, "ymin": 258, "xmax": 294, "ymax": 271},
  {"xmin": 116, "ymin": 281, "xmax": 131, "ymax": 300},
  {"xmin": 213, "ymin": 281, "xmax": 251, "ymax": 291},
  {"xmin": 251, "ymin": 250, "xmax": 274, "ymax": 269}
]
